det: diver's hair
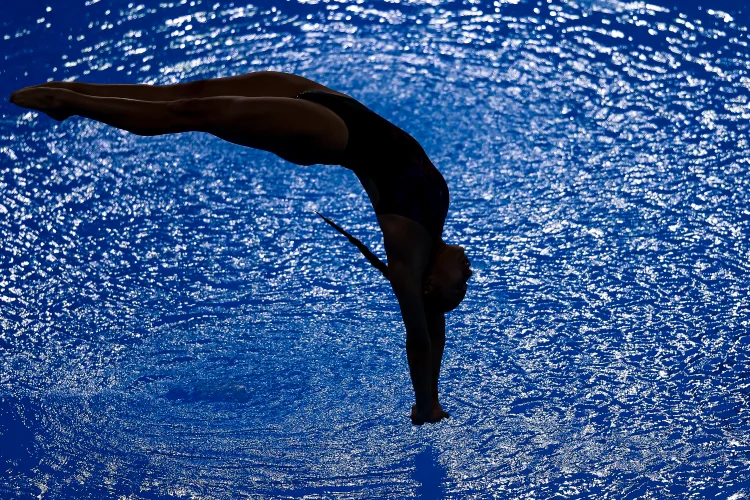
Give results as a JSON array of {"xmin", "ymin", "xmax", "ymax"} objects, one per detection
[{"xmin": 315, "ymin": 211, "xmax": 389, "ymax": 280}]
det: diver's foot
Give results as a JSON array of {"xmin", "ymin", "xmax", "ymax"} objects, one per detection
[{"xmin": 10, "ymin": 87, "xmax": 73, "ymax": 121}]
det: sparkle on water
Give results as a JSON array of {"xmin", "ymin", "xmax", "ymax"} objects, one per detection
[{"xmin": 1, "ymin": 0, "xmax": 749, "ymax": 498}]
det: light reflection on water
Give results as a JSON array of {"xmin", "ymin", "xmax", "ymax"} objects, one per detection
[{"xmin": 1, "ymin": 0, "xmax": 749, "ymax": 497}]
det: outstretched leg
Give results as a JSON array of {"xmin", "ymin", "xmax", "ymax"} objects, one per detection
[
  {"xmin": 12, "ymin": 88, "xmax": 186, "ymax": 134},
  {"xmin": 17, "ymin": 71, "xmax": 351, "ymax": 101},
  {"xmin": 10, "ymin": 87, "xmax": 348, "ymax": 166}
]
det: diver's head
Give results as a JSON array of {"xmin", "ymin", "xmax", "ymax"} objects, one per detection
[
  {"xmin": 313, "ymin": 212, "xmax": 472, "ymax": 311},
  {"xmin": 423, "ymin": 242, "xmax": 472, "ymax": 312}
]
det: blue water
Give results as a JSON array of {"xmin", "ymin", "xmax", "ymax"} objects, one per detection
[{"xmin": 1, "ymin": 0, "xmax": 749, "ymax": 498}]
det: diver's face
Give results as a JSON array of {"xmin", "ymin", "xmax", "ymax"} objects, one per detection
[{"xmin": 427, "ymin": 244, "xmax": 472, "ymax": 312}]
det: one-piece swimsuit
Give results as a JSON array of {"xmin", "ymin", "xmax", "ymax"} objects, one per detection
[{"xmin": 296, "ymin": 90, "xmax": 449, "ymax": 243}]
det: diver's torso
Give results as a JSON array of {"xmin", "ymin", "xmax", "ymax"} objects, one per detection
[{"xmin": 296, "ymin": 90, "xmax": 449, "ymax": 242}]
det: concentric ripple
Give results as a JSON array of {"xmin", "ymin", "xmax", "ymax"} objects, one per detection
[{"xmin": 1, "ymin": 0, "xmax": 748, "ymax": 498}]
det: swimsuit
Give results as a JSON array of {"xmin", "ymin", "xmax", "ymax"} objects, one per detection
[{"xmin": 296, "ymin": 90, "xmax": 449, "ymax": 243}]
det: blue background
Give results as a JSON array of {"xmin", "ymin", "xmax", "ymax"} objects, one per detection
[{"xmin": 1, "ymin": 0, "xmax": 749, "ymax": 498}]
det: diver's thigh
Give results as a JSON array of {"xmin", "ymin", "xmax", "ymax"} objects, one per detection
[
  {"xmin": 173, "ymin": 96, "xmax": 348, "ymax": 165},
  {"xmin": 190, "ymin": 71, "xmax": 351, "ymax": 100}
]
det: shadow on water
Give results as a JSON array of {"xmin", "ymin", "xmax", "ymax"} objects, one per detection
[
  {"xmin": 413, "ymin": 443, "xmax": 447, "ymax": 499},
  {"xmin": 0, "ymin": 394, "xmax": 41, "ymax": 474},
  {"xmin": 163, "ymin": 379, "xmax": 255, "ymax": 403}
]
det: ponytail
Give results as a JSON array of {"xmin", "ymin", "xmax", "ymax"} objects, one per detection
[{"xmin": 314, "ymin": 211, "xmax": 389, "ymax": 280}]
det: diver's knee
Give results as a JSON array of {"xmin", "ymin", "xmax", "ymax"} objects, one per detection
[
  {"xmin": 167, "ymin": 98, "xmax": 206, "ymax": 117},
  {"xmin": 185, "ymin": 79, "xmax": 207, "ymax": 98}
]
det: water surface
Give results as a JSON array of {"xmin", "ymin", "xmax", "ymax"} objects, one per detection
[{"xmin": 1, "ymin": 0, "xmax": 749, "ymax": 497}]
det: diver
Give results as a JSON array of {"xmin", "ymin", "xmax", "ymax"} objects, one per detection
[{"xmin": 9, "ymin": 71, "xmax": 472, "ymax": 425}]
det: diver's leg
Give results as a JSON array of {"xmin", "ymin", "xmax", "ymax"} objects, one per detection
[
  {"xmin": 12, "ymin": 87, "xmax": 188, "ymax": 133},
  {"xmin": 26, "ymin": 78, "xmax": 207, "ymax": 101},
  {"xmin": 165, "ymin": 95, "xmax": 349, "ymax": 165},
  {"xmin": 17, "ymin": 71, "xmax": 350, "ymax": 101},
  {"xmin": 10, "ymin": 87, "xmax": 348, "ymax": 165}
]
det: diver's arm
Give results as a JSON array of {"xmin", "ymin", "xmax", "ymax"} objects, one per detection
[
  {"xmin": 388, "ymin": 259, "xmax": 433, "ymax": 423},
  {"xmin": 425, "ymin": 307, "xmax": 446, "ymax": 403},
  {"xmin": 378, "ymin": 213, "xmax": 436, "ymax": 424}
]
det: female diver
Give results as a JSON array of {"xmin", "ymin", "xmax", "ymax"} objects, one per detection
[{"xmin": 9, "ymin": 71, "xmax": 472, "ymax": 425}]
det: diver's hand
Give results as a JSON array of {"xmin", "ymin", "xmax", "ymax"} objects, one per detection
[{"xmin": 410, "ymin": 401, "xmax": 450, "ymax": 425}]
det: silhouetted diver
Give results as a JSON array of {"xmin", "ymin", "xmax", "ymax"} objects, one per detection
[{"xmin": 10, "ymin": 71, "xmax": 472, "ymax": 424}]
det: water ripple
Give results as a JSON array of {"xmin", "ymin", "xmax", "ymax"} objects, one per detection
[{"xmin": 2, "ymin": 0, "xmax": 749, "ymax": 497}]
